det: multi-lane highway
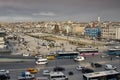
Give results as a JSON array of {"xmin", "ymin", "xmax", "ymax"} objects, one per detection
[
  {"xmin": 0, "ymin": 33, "xmax": 119, "ymax": 80},
  {"xmin": 0, "ymin": 55, "xmax": 120, "ymax": 80}
]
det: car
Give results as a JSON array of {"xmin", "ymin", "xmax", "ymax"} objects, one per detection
[
  {"xmin": 27, "ymin": 68, "xmax": 38, "ymax": 74},
  {"xmin": 35, "ymin": 54, "xmax": 43, "ymax": 58},
  {"xmin": 68, "ymin": 71, "xmax": 74, "ymax": 75},
  {"xmin": 104, "ymin": 64, "xmax": 117, "ymax": 70},
  {"xmin": 35, "ymin": 55, "xmax": 43, "ymax": 60},
  {"xmin": 23, "ymin": 53, "xmax": 30, "ymax": 57},
  {"xmin": 101, "ymin": 53, "xmax": 109, "ymax": 58},
  {"xmin": 0, "ymin": 69, "xmax": 9, "ymax": 74},
  {"xmin": 0, "ymin": 69, "xmax": 10, "ymax": 79},
  {"xmin": 42, "ymin": 70, "xmax": 50, "ymax": 76},
  {"xmin": 37, "ymin": 77, "xmax": 49, "ymax": 80},
  {"xmin": 42, "ymin": 43, "xmax": 47, "ymax": 46},
  {"xmin": 46, "ymin": 55, "xmax": 55, "ymax": 60},
  {"xmin": 91, "ymin": 62, "xmax": 102, "ymax": 68},
  {"xmin": 76, "ymin": 65, "xmax": 85, "ymax": 71},
  {"xmin": 74, "ymin": 56, "xmax": 85, "ymax": 61},
  {"xmin": 81, "ymin": 67, "xmax": 94, "ymax": 73},
  {"xmin": 53, "ymin": 66, "xmax": 65, "ymax": 72},
  {"xmin": 0, "ymin": 74, "xmax": 10, "ymax": 80}
]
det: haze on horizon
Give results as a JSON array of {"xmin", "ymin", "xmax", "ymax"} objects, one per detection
[{"xmin": 0, "ymin": 0, "xmax": 120, "ymax": 22}]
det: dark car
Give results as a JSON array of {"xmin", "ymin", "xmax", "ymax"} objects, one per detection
[
  {"xmin": 91, "ymin": 62, "xmax": 102, "ymax": 68},
  {"xmin": 81, "ymin": 67, "xmax": 94, "ymax": 73},
  {"xmin": 42, "ymin": 43, "xmax": 47, "ymax": 46},
  {"xmin": 53, "ymin": 67, "xmax": 65, "ymax": 72},
  {"xmin": 68, "ymin": 71, "xmax": 74, "ymax": 75},
  {"xmin": 0, "ymin": 74, "xmax": 10, "ymax": 80}
]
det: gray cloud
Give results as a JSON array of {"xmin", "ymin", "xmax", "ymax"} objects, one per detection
[
  {"xmin": 0, "ymin": 0, "xmax": 120, "ymax": 22},
  {"xmin": 32, "ymin": 12, "xmax": 56, "ymax": 16}
]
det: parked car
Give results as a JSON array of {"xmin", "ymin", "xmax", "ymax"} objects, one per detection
[
  {"xmin": 35, "ymin": 54, "xmax": 43, "ymax": 59},
  {"xmin": 104, "ymin": 64, "xmax": 117, "ymax": 70},
  {"xmin": 74, "ymin": 56, "xmax": 85, "ymax": 61},
  {"xmin": 53, "ymin": 66, "xmax": 65, "ymax": 72},
  {"xmin": 22, "ymin": 53, "xmax": 30, "ymax": 57},
  {"xmin": 42, "ymin": 70, "xmax": 50, "ymax": 76},
  {"xmin": 91, "ymin": 62, "xmax": 102, "ymax": 68},
  {"xmin": 101, "ymin": 54, "xmax": 109, "ymax": 58},
  {"xmin": 27, "ymin": 68, "xmax": 38, "ymax": 74},
  {"xmin": 76, "ymin": 65, "xmax": 85, "ymax": 71},
  {"xmin": 42, "ymin": 43, "xmax": 47, "ymax": 46},
  {"xmin": 81, "ymin": 67, "xmax": 94, "ymax": 73}
]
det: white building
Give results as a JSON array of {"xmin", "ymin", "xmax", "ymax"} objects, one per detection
[{"xmin": 102, "ymin": 25, "xmax": 120, "ymax": 40}]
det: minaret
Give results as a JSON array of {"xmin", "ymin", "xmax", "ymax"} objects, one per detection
[{"xmin": 98, "ymin": 17, "xmax": 101, "ymax": 22}]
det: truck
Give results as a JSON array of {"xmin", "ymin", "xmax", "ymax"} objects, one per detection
[{"xmin": 18, "ymin": 71, "xmax": 36, "ymax": 80}]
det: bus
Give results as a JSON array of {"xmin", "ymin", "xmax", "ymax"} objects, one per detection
[
  {"xmin": 83, "ymin": 70, "xmax": 120, "ymax": 80},
  {"xmin": 56, "ymin": 51, "xmax": 79, "ymax": 59},
  {"xmin": 106, "ymin": 48, "xmax": 120, "ymax": 55},
  {"xmin": 75, "ymin": 48, "xmax": 99, "ymax": 56}
]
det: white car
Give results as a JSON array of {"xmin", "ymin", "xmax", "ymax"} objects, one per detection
[
  {"xmin": 105, "ymin": 64, "xmax": 117, "ymax": 70},
  {"xmin": 0, "ymin": 69, "xmax": 10, "ymax": 79},
  {"xmin": 74, "ymin": 56, "xmax": 85, "ymax": 61},
  {"xmin": 23, "ymin": 53, "xmax": 30, "ymax": 56},
  {"xmin": 101, "ymin": 54, "xmax": 109, "ymax": 58},
  {"xmin": 0, "ymin": 69, "xmax": 9, "ymax": 74},
  {"xmin": 42, "ymin": 70, "xmax": 50, "ymax": 76},
  {"xmin": 76, "ymin": 65, "xmax": 84, "ymax": 71}
]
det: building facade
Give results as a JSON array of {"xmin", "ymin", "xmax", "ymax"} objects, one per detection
[
  {"xmin": 71, "ymin": 23, "xmax": 88, "ymax": 37},
  {"xmin": 102, "ymin": 25, "xmax": 120, "ymax": 40},
  {"xmin": 84, "ymin": 27, "xmax": 101, "ymax": 40}
]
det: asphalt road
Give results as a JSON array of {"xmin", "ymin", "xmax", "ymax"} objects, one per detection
[
  {"xmin": 0, "ymin": 55, "xmax": 120, "ymax": 80},
  {"xmin": 1, "ymin": 33, "xmax": 119, "ymax": 80}
]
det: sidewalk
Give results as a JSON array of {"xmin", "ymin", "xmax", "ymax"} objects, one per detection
[{"xmin": 0, "ymin": 58, "xmax": 34, "ymax": 62}]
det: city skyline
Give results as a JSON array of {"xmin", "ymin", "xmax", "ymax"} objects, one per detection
[{"xmin": 0, "ymin": 0, "xmax": 120, "ymax": 22}]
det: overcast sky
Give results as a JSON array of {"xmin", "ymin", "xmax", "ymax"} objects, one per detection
[{"xmin": 0, "ymin": 0, "xmax": 120, "ymax": 22}]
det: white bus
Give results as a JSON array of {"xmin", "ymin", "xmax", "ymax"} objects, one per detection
[
  {"xmin": 83, "ymin": 70, "xmax": 120, "ymax": 80},
  {"xmin": 75, "ymin": 47, "xmax": 99, "ymax": 56},
  {"xmin": 49, "ymin": 72, "xmax": 68, "ymax": 80},
  {"xmin": 35, "ymin": 58, "xmax": 48, "ymax": 65}
]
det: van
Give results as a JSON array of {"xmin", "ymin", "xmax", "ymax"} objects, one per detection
[
  {"xmin": 35, "ymin": 58, "xmax": 48, "ymax": 65},
  {"xmin": 49, "ymin": 72, "xmax": 68, "ymax": 80}
]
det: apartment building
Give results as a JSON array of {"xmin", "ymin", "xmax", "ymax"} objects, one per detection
[
  {"xmin": 102, "ymin": 25, "xmax": 120, "ymax": 40},
  {"xmin": 0, "ymin": 31, "xmax": 6, "ymax": 48},
  {"xmin": 84, "ymin": 26, "xmax": 101, "ymax": 40}
]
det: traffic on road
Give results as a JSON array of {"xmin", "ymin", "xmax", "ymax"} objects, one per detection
[{"xmin": 0, "ymin": 33, "xmax": 120, "ymax": 80}]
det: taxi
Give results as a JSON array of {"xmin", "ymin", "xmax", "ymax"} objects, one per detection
[
  {"xmin": 27, "ymin": 68, "xmax": 38, "ymax": 74},
  {"xmin": 46, "ymin": 55, "xmax": 55, "ymax": 60}
]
